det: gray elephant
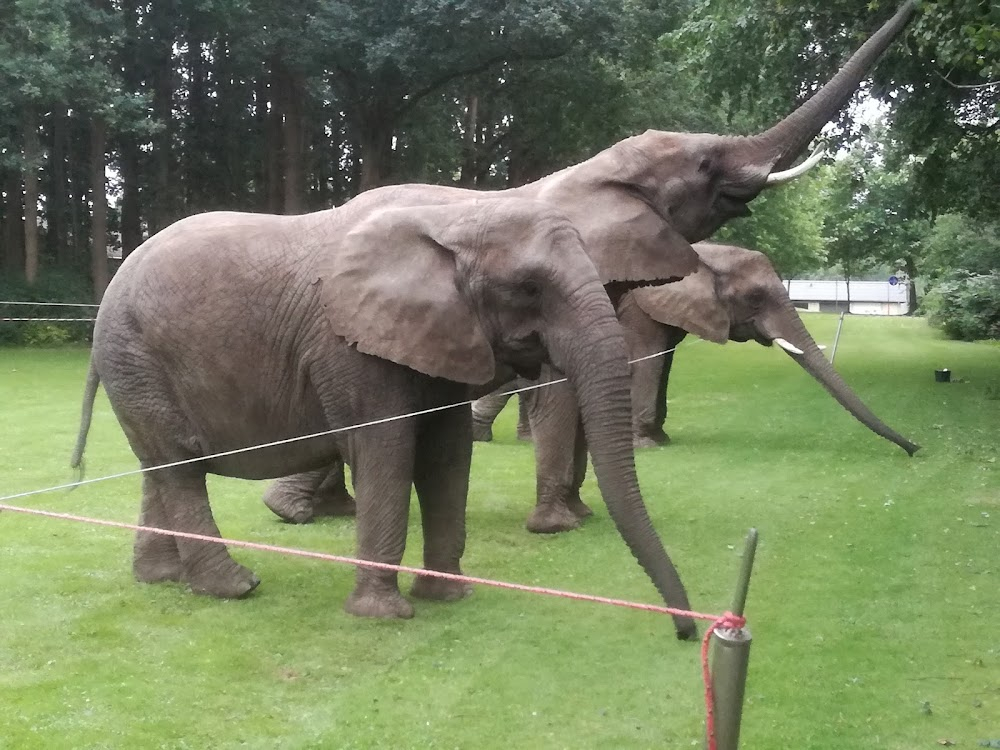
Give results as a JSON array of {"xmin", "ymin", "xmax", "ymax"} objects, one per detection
[
  {"xmin": 262, "ymin": 1, "xmax": 917, "ymax": 526},
  {"xmin": 472, "ymin": 242, "xmax": 920, "ymax": 531},
  {"xmin": 70, "ymin": 195, "xmax": 699, "ymax": 637}
]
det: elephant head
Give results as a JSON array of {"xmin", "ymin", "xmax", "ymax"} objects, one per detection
[
  {"xmin": 515, "ymin": 1, "xmax": 916, "ymax": 286},
  {"xmin": 317, "ymin": 197, "xmax": 697, "ymax": 637},
  {"xmin": 630, "ymin": 242, "xmax": 920, "ymax": 455}
]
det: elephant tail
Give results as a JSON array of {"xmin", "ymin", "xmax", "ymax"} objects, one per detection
[{"xmin": 70, "ymin": 358, "xmax": 101, "ymax": 479}]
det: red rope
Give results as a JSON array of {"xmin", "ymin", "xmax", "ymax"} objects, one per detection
[{"xmin": 0, "ymin": 501, "xmax": 747, "ymax": 747}]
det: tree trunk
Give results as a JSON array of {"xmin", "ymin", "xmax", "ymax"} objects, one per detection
[
  {"xmin": 120, "ymin": 133, "xmax": 142, "ymax": 257},
  {"xmin": 266, "ymin": 62, "xmax": 284, "ymax": 213},
  {"xmin": 281, "ymin": 66, "xmax": 305, "ymax": 214},
  {"xmin": 459, "ymin": 94, "xmax": 479, "ymax": 187},
  {"xmin": 904, "ymin": 255, "xmax": 918, "ymax": 314},
  {"xmin": 50, "ymin": 104, "xmax": 69, "ymax": 265},
  {"xmin": 357, "ymin": 118, "xmax": 392, "ymax": 193},
  {"xmin": 150, "ymin": 2, "xmax": 175, "ymax": 231},
  {"xmin": 2, "ymin": 171, "xmax": 25, "ymax": 273},
  {"xmin": 90, "ymin": 117, "xmax": 110, "ymax": 302},
  {"xmin": 23, "ymin": 106, "xmax": 40, "ymax": 284}
]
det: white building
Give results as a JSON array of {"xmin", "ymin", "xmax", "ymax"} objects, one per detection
[{"xmin": 784, "ymin": 279, "xmax": 910, "ymax": 316}]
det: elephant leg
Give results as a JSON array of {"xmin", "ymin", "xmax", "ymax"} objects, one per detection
[
  {"xmin": 262, "ymin": 468, "xmax": 327, "ymax": 524},
  {"xmin": 652, "ymin": 328, "xmax": 688, "ymax": 443},
  {"xmin": 471, "ymin": 381, "xmax": 517, "ymax": 442},
  {"xmin": 563, "ymin": 420, "xmax": 592, "ymax": 520},
  {"xmin": 516, "ymin": 393, "xmax": 532, "ymax": 442},
  {"xmin": 342, "ymin": 425, "xmax": 417, "ymax": 620},
  {"xmin": 524, "ymin": 374, "xmax": 586, "ymax": 534},
  {"xmin": 410, "ymin": 405, "xmax": 474, "ymax": 603},
  {"xmin": 312, "ymin": 459, "xmax": 356, "ymax": 518},
  {"xmin": 620, "ymin": 296, "xmax": 680, "ymax": 448},
  {"xmin": 133, "ymin": 474, "xmax": 183, "ymax": 584},
  {"xmin": 147, "ymin": 467, "xmax": 260, "ymax": 598}
]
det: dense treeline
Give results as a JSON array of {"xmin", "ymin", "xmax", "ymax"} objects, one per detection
[{"xmin": 0, "ymin": 0, "xmax": 997, "ymax": 338}]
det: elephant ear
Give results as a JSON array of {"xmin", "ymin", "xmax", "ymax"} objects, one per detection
[
  {"xmin": 316, "ymin": 206, "xmax": 496, "ymax": 384},
  {"xmin": 631, "ymin": 264, "xmax": 729, "ymax": 344},
  {"xmin": 542, "ymin": 179, "xmax": 700, "ymax": 285}
]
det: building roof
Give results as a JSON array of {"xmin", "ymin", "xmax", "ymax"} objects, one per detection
[{"xmin": 784, "ymin": 279, "xmax": 908, "ymax": 303}]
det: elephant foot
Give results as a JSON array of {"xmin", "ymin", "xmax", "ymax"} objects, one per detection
[
  {"xmin": 185, "ymin": 560, "xmax": 261, "ymax": 599},
  {"xmin": 674, "ymin": 617, "xmax": 699, "ymax": 642},
  {"xmin": 526, "ymin": 502, "xmax": 582, "ymax": 534},
  {"xmin": 133, "ymin": 530, "xmax": 184, "ymax": 583},
  {"xmin": 565, "ymin": 494, "xmax": 593, "ymax": 519},
  {"xmin": 516, "ymin": 426, "xmax": 533, "ymax": 442},
  {"xmin": 634, "ymin": 431, "xmax": 670, "ymax": 449},
  {"xmin": 411, "ymin": 573, "xmax": 473, "ymax": 602},
  {"xmin": 344, "ymin": 587, "xmax": 415, "ymax": 619},
  {"xmin": 262, "ymin": 484, "xmax": 316, "ymax": 524},
  {"xmin": 133, "ymin": 554, "xmax": 184, "ymax": 584},
  {"xmin": 471, "ymin": 421, "xmax": 493, "ymax": 443},
  {"xmin": 312, "ymin": 491, "xmax": 357, "ymax": 518}
]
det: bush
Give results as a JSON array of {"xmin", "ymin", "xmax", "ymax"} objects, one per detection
[
  {"xmin": 0, "ymin": 270, "xmax": 95, "ymax": 346},
  {"xmin": 924, "ymin": 271, "xmax": 1000, "ymax": 341}
]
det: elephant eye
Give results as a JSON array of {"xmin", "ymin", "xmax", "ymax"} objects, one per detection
[
  {"xmin": 520, "ymin": 280, "xmax": 542, "ymax": 298},
  {"xmin": 747, "ymin": 288, "xmax": 766, "ymax": 308}
]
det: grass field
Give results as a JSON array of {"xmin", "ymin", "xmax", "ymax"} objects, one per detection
[{"xmin": 1, "ymin": 314, "xmax": 998, "ymax": 749}]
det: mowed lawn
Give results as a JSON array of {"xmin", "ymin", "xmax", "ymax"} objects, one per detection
[{"xmin": 1, "ymin": 314, "xmax": 998, "ymax": 749}]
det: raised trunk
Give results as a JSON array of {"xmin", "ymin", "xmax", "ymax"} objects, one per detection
[
  {"xmin": 769, "ymin": 306, "xmax": 919, "ymax": 455},
  {"xmin": 554, "ymin": 291, "xmax": 696, "ymax": 639},
  {"xmin": 751, "ymin": 1, "xmax": 916, "ymax": 170}
]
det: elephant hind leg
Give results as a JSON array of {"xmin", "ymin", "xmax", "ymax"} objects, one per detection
[
  {"xmin": 312, "ymin": 460, "xmax": 356, "ymax": 518},
  {"xmin": 147, "ymin": 468, "xmax": 260, "ymax": 598},
  {"xmin": 133, "ymin": 474, "xmax": 183, "ymax": 584}
]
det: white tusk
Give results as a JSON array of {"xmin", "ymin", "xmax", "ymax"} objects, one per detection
[
  {"xmin": 773, "ymin": 337, "xmax": 804, "ymax": 355},
  {"xmin": 766, "ymin": 145, "xmax": 827, "ymax": 185},
  {"xmin": 817, "ymin": 344, "xmax": 827, "ymax": 350}
]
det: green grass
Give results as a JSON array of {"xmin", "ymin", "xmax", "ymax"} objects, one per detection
[{"xmin": 1, "ymin": 314, "xmax": 998, "ymax": 749}]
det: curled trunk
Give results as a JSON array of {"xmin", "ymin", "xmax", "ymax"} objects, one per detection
[{"xmin": 552, "ymin": 291, "xmax": 697, "ymax": 639}]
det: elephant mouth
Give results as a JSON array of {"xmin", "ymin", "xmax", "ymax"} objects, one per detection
[{"xmin": 501, "ymin": 332, "xmax": 546, "ymax": 379}]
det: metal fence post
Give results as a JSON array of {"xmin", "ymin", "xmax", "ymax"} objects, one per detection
[
  {"xmin": 829, "ymin": 310, "xmax": 846, "ymax": 364},
  {"xmin": 707, "ymin": 528, "xmax": 758, "ymax": 750}
]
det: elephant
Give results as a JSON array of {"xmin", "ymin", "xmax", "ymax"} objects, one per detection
[
  {"xmin": 471, "ymin": 242, "xmax": 920, "ymax": 530},
  {"xmin": 475, "ymin": 242, "xmax": 920, "ymax": 453},
  {"xmin": 70, "ymin": 195, "xmax": 699, "ymax": 638},
  {"xmin": 262, "ymin": 1, "xmax": 918, "ymax": 526}
]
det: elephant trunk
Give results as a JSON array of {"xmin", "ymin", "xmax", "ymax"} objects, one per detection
[
  {"xmin": 764, "ymin": 307, "xmax": 919, "ymax": 455},
  {"xmin": 747, "ymin": 1, "xmax": 915, "ymax": 172},
  {"xmin": 551, "ymin": 287, "xmax": 697, "ymax": 639}
]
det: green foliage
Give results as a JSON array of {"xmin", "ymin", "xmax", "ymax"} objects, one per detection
[
  {"xmin": 0, "ymin": 269, "xmax": 94, "ymax": 345},
  {"xmin": 3, "ymin": 319, "xmax": 999, "ymax": 746},
  {"xmin": 924, "ymin": 271, "xmax": 1000, "ymax": 341},
  {"xmin": 714, "ymin": 169, "xmax": 829, "ymax": 277},
  {"xmin": 919, "ymin": 213, "xmax": 1000, "ymax": 283}
]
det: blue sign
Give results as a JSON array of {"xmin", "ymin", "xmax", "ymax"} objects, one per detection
[{"xmin": 888, "ymin": 275, "xmax": 899, "ymax": 286}]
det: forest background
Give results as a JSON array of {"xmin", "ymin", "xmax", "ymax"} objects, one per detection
[{"xmin": 0, "ymin": 0, "xmax": 997, "ymax": 342}]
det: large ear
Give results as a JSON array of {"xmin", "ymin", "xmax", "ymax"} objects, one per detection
[
  {"xmin": 315, "ymin": 206, "xmax": 496, "ymax": 384},
  {"xmin": 630, "ymin": 263, "xmax": 730, "ymax": 344},
  {"xmin": 550, "ymin": 181, "xmax": 700, "ymax": 285}
]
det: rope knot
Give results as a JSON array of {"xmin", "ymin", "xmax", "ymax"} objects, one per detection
[{"xmin": 716, "ymin": 611, "xmax": 746, "ymax": 631}]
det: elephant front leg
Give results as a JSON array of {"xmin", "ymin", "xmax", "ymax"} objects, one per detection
[
  {"xmin": 145, "ymin": 468, "xmax": 260, "ymax": 598},
  {"xmin": 410, "ymin": 406, "xmax": 474, "ymax": 603},
  {"xmin": 524, "ymin": 377, "xmax": 589, "ymax": 534},
  {"xmin": 343, "ymin": 427, "xmax": 417, "ymax": 619}
]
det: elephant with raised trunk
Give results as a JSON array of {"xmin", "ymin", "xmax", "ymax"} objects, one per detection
[
  {"xmin": 264, "ymin": 1, "xmax": 918, "ymax": 526},
  {"xmin": 71, "ymin": 196, "xmax": 698, "ymax": 637}
]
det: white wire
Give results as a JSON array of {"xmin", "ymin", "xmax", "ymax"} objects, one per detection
[
  {"xmin": 0, "ymin": 340, "xmax": 699, "ymax": 504},
  {"xmin": 0, "ymin": 301, "xmax": 100, "ymax": 307},
  {"xmin": 2, "ymin": 318, "xmax": 96, "ymax": 323}
]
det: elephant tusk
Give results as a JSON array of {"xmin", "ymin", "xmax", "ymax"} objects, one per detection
[
  {"xmin": 817, "ymin": 344, "xmax": 828, "ymax": 350},
  {"xmin": 766, "ymin": 145, "xmax": 827, "ymax": 185},
  {"xmin": 773, "ymin": 337, "xmax": 804, "ymax": 355}
]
